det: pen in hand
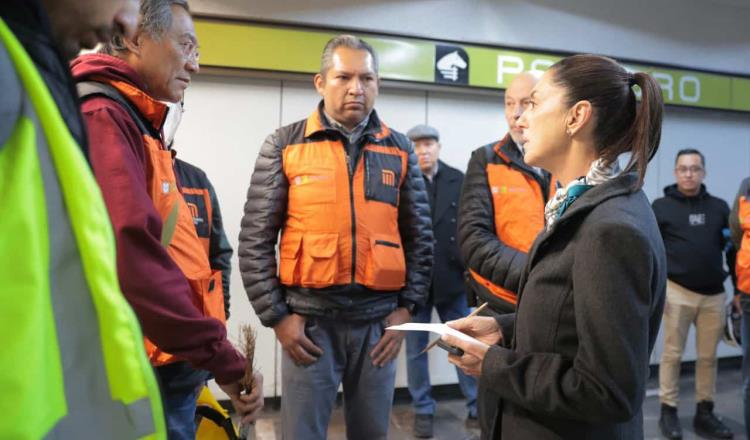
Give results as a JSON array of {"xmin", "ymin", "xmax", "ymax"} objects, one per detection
[{"xmin": 420, "ymin": 302, "xmax": 488, "ymax": 354}]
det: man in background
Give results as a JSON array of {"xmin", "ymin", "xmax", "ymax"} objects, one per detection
[
  {"xmin": 654, "ymin": 148, "xmax": 733, "ymax": 440},
  {"xmin": 405, "ymin": 124, "xmax": 478, "ymax": 438}
]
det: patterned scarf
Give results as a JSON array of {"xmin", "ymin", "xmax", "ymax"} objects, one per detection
[{"xmin": 544, "ymin": 158, "xmax": 621, "ymax": 230}]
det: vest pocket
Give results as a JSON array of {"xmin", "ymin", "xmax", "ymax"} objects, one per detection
[
  {"xmin": 364, "ymin": 150, "xmax": 402, "ymax": 206},
  {"xmin": 185, "ymin": 270, "xmax": 226, "ymax": 325},
  {"xmin": 279, "ymin": 231, "xmax": 303, "ymax": 285},
  {"xmin": 364, "ymin": 234, "xmax": 406, "ymax": 290},
  {"xmin": 300, "ymin": 232, "xmax": 339, "ymax": 288},
  {"xmin": 200, "ymin": 270, "xmax": 226, "ymax": 324}
]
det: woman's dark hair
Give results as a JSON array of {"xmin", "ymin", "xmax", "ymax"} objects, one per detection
[{"xmin": 549, "ymin": 54, "xmax": 664, "ymax": 188}]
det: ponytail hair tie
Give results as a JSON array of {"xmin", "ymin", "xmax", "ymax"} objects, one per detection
[{"xmin": 628, "ymin": 73, "xmax": 637, "ymax": 87}]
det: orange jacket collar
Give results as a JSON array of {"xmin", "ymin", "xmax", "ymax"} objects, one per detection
[
  {"xmin": 493, "ymin": 133, "xmax": 513, "ymax": 163},
  {"xmin": 91, "ymin": 75, "xmax": 168, "ymax": 133}
]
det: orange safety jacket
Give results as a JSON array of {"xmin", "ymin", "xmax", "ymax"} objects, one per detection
[
  {"xmin": 239, "ymin": 105, "xmax": 434, "ymax": 327},
  {"xmin": 459, "ymin": 135, "xmax": 556, "ymax": 312},
  {"xmin": 78, "ymin": 79, "xmax": 226, "ymax": 366},
  {"xmin": 279, "ymin": 111, "xmax": 408, "ymax": 290},
  {"xmin": 736, "ymin": 180, "xmax": 750, "ymax": 294}
]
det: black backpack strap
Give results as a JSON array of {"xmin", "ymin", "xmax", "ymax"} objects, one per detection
[{"xmin": 77, "ymin": 81, "xmax": 160, "ymax": 139}]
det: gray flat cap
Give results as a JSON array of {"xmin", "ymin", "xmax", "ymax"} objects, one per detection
[{"xmin": 407, "ymin": 124, "xmax": 440, "ymax": 141}]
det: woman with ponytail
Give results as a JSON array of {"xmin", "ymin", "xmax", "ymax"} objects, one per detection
[{"xmin": 442, "ymin": 55, "xmax": 668, "ymax": 439}]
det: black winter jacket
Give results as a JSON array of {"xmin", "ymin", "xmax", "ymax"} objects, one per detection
[
  {"xmin": 482, "ymin": 173, "xmax": 666, "ymax": 439},
  {"xmin": 458, "ymin": 137, "xmax": 553, "ymax": 312},
  {"xmin": 427, "ymin": 161, "xmax": 466, "ymax": 304},
  {"xmin": 238, "ymin": 104, "xmax": 433, "ymax": 327},
  {"xmin": 652, "ymin": 184, "xmax": 730, "ymax": 295}
]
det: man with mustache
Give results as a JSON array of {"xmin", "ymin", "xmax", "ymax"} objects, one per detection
[
  {"xmin": 239, "ymin": 34, "xmax": 433, "ymax": 439},
  {"xmin": 405, "ymin": 124, "xmax": 478, "ymax": 438},
  {"xmin": 70, "ymin": 1, "xmax": 262, "ymax": 438}
]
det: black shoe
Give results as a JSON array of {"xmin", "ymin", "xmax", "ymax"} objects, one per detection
[
  {"xmin": 414, "ymin": 414, "xmax": 434, "ymax": 438},
  {"xmin": 693, "ymin": 401, "xmax": 733, "ymax": 439},
  {"xmin": 465, "ymin": 413, "xmax": 479, "ymax": 430},
  {"xmin": 659, "ymin": 404, "xmax": 683, "ymax": 439}
]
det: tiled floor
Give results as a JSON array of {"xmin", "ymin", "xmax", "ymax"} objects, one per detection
[{"xmin": 242, "ymin": 363, "xmax": 746, "ymax": 439}]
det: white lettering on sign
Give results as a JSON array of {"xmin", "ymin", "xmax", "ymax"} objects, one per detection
[
  {"xmin": 653, "ymin": 72, "xmax": 674, "ymax": 101},
  {"xmin": 679, "ymin": 76, "xmax": 700, "ymax": 103},
  {"xmin": 497, "ymin": 55, "xmax": 523, "ymax": 84},
  {"xmin": 529, "ymin": 59, "xmax": 554, "ymax": 77}
]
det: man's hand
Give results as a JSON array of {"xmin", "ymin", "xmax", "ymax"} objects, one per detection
[
  {"xmin": 447, "ymin": 316, "xmax": 503, "ymax": 346},
  {"xmin": 273, "ymin": 314, "xmax": 323, "ymax": 366},
  {"xmin": 218, "ymin": 371, "xmax": 264, "ymax": 424},
  {"xmin": 370, "ymin": 307, "xmax": 411, "ymax": 367},
  {"xmin": 442, "ymin": 334, "xmax": 490, "ymax": 377},
  {"xmin": 733, "ymin": 293, "xmax": 742, "ymax": 313}
]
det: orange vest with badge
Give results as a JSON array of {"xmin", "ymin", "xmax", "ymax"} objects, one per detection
[
  {"xmin": 278, "ymin": 111, "xmax": 408, "ymax": 291},
  {"xmin": 469, "ymin": 139, "xmax": 556, "ymax": 306},
  {"xmin": 78, "ymin": 79, "xmax": 226, "ymax": 366},
  {"xmin": 736, "ymin": 194, "xmax": 750, "ymax": 294}
]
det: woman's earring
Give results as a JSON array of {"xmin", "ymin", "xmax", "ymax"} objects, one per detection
[{"xmin": 566, "ymin": 128, "xmax": 572, "ymax": 136}]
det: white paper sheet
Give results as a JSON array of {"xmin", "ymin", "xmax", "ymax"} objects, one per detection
[{"xmin": 386, "ymin": 323, "xmax": 479, "ymax": 344}]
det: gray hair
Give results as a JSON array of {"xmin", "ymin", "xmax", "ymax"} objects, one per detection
[
  {"xmin": 101, "ymin": 0, "xmax": 190, "ymax": 54},
  {"xmin": 320, "ymin": 34, "xmax": 379, "ymax": 76}
]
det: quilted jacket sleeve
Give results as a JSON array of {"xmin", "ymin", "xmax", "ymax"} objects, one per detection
[
  {"xmin": 458, "ymin": 147, "xmax": 528, "ymax": 293},
  {"xmin": 238, "ymin": 131, "xmax": 290, "ymax": 327},
  {"xmin": 397, "ymin": 135, "xmax": 434, "ymax": 308}
]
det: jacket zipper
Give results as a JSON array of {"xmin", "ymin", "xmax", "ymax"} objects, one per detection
[{"xmin": 345, "ymin": 143, "xmax": 357, "ymax": 286}]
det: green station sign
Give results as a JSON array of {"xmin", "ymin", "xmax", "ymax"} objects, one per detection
[{"xmin": 195, "ymin": 18, "xmax": 750, "ymax": 113}]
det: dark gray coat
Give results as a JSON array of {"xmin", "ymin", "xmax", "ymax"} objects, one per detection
[
  {"xmin": 481, "ymin": 173, "xmax": 667, "ymax": 440},
  {"xmin": 430, "ymin": 160, "xmax": 466, "ymax": 304}
]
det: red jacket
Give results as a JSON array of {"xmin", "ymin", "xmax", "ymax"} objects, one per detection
[{"xmin": 71, "ymin": 54, "xmax": 244, "ymax": 384}]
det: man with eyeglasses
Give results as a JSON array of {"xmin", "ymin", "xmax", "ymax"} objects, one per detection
[
  {"xmin": 70, "ymin": 1, "xmax": 262, "ymax": 438},
  {"xmin": 653, "ymin": 148, "xmax": 734, "ymax": 440}
]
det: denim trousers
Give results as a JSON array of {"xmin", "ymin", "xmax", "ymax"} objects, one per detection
[
  {"xmin": 281, "ymin": 316, "xmax": 396, "ymax": 440},
  {"xmin": 405, "ymin": 294, "xmax": 478, "ymax": 417},
  {"xmin": 155, "ymin": 361, "xmax": 208, "ymax": 440}
]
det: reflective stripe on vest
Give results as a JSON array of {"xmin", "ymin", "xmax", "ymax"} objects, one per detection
[
  {"xmin": 0, "ymin": 18, "xmax": 165, "ymax": 439},
  {"xmin": 278, "ymin": 111, "xmax": 408, "ymax": 291},
  {"xmin": 736, "ymin": 196, "xmax": 750, "ymax": 294}
]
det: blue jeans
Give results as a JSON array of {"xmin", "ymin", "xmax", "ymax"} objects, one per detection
[
  {"xmin": 155, "ymin": 362, "xmax": 208, "ymax": 440},
  {"xmin": 405, "ymin": 294, "xmax": 478, "ymax": 417},
  {"xmin": 281, "ymin": 316, "xmax": 396, "ymax": 440},
  {"xmin": 741, "ymin": 296, "xmax": 750, "ymax": 439}
]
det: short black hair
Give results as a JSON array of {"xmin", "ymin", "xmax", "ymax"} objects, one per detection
[{"xmin": 675, "ymin": 148, "xmax": 705, "ymax": 167}]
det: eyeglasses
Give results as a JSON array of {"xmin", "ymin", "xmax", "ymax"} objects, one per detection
[
  {"xmin": 675, "ymin": 166, "xmax": 704, "ymax": 175},
  {"xmin": 177, "ymin": 39, "xmax": 200, "ymax": 63}
]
